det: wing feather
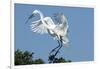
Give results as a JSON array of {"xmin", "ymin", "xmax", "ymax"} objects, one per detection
[{"xmin": 31, "ymin": 20, "xmax": 48, "ymax": 34}]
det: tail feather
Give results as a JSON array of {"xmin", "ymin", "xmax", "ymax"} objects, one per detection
[{"xmin": 62, "ymin": 36, "xmax": 69, "ymax": 47}]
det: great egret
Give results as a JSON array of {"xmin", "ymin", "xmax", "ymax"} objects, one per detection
[{"xmin": 26, "ymin": 10, "xmax": 69, "ymax": 62}]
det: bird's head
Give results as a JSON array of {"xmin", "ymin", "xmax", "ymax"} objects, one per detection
[
  {"xmin": 25, "ymin": 10, "xmax": 40, "ymax": 24},
  {"xmin": 32, "ymin": 10, "xmax": 41, "ymax": 16}
]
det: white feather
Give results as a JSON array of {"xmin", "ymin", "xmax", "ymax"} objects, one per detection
[
  {"xmin": 29, "ymin": 10, "xmax": 69, "ymax": 46},
  {"xmin": 31, "ymin": 20, "xmax": 48, "ymax": 34}
]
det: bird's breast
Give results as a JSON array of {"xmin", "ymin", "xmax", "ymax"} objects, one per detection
[{"xmin": 54, "ymin": 28, "xmax": 66, "ymax": 36}]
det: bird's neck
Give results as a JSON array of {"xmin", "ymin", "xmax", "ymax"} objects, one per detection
[
  {"xmin": 38, "ymin": 11, "xmax": 49, "ymax": 27},
  {"xmin": 37, "ymin": 11, "xmax": 44, "ymax": 20}
]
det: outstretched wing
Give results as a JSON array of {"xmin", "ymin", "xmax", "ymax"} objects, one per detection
[
  {"xmin": 60, "ymin": 13, "xmax": 69, "ymax": 46},
  {"xmin": 31, "ymin": 20, "xmax": 48, "ymax": 34},
  {"xmin": 54, "ymin": 13, "xmax": 69, "ymax": 46}
]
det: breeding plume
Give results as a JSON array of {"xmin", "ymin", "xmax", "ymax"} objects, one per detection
[{"xmin": 26, "ymin": 10, "xmax": 69, "ymax": 56}]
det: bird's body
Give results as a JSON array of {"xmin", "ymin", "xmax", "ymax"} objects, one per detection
[
  {"xmin": 26, "ymin": 10, "xmax": 69, "ymax": 46},
  {"xmin": 26, "ymin": 10, "xmax": 69, "ymax": 63}
]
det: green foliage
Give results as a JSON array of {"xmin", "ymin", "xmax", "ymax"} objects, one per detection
[
  {"xmin": 15, "ymin": 49, "xmax": 71, "ymax": 65},
  {"xmin": 53, "ymin": 57, "xmax": 71, "ymax": 63},
  {"xmin": 15, "ymin": 49, "xmax": 45, "ymax": 65},
  {"xmin": 33, "ymin": 59, "xmax": 45, "ymax": 64},
  {"xmin": 53, "ymin": 57, "xmax": 67, "ymax": 63},
  {"xmin": 48, "ymin": 55, "xmax": 72, "ymax": 63},
  {"xmin": 15, "ymin": 49, "xmax": 34, "ymax": 65}
]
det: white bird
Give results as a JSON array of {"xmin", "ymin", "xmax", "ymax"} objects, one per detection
[{"xmin": 26, "ymin": 10, "xmax": 69, "ymax": 54}]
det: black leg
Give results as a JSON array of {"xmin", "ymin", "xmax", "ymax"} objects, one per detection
[
  {"xmin": 52, "ymin": 45, "xmax": 63, "ymax": 63},
  {"xmin": 51, "ymin": 36, "xmax": 63, "ymax": 63},
  {"xmin": 49, "ymin": 40, "xmax": 60, "ymax": 55}
]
